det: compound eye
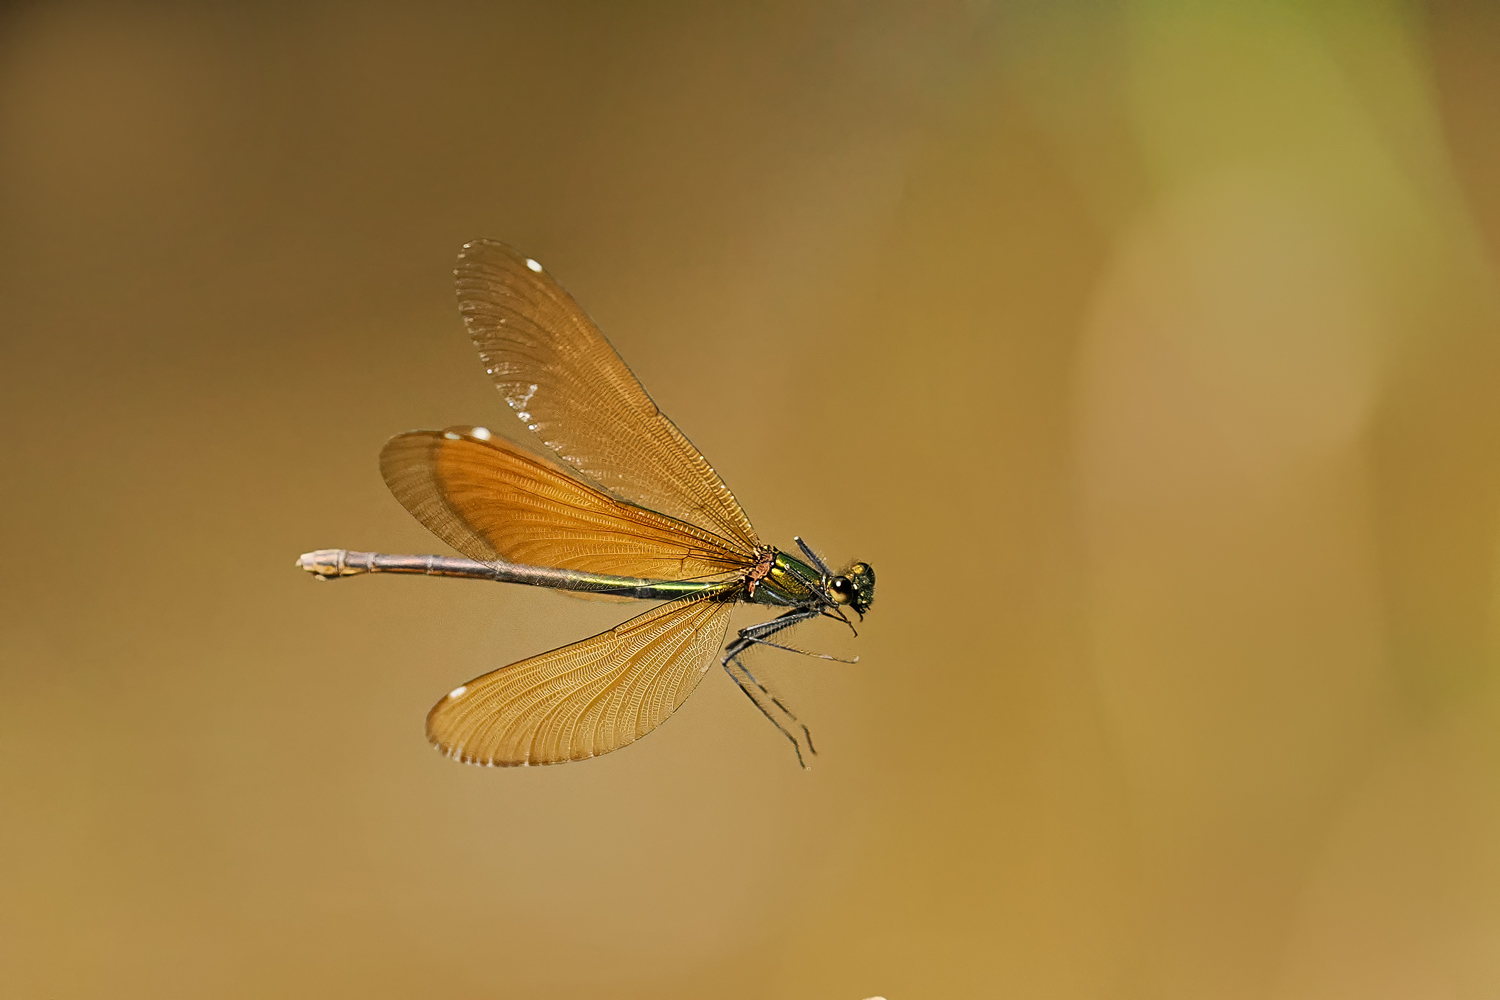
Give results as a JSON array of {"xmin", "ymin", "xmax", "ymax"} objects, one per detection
[{"xmin": 829, "ymin": 577, "xmax": 854, "ymax": 604}]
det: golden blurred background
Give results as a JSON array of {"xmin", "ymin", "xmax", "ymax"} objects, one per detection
[{"xmin": 5, "ymin": 1, "xmax": 1500, "ymax": 997}]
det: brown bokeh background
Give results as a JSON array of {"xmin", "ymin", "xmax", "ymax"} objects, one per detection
[{"xmin": 6, "ymin": 2, "xmax": 1500, "ymax": 997}]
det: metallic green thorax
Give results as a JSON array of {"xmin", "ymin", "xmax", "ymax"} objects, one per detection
[{"xmin": 749, "ymin": 551, "xmax": 825, "ymax": 607}]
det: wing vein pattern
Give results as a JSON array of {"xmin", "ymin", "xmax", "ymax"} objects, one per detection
[
  {"xmin": 455, "ymin": 239, "xmax": 760, "ymax": 552},
  {"xmin": 380, "ymin": 428, "xmax": 752, "ymax": 579},
  {"xmin": 426, "ymin": 593, "xmax": 736, "ymax": 766}
]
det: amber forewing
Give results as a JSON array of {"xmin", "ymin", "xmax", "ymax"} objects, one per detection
[
  {"xmin": 380, "ymin": 428, "xmax": 755, "ymax": 579},
  {"xmin": 456, "ymin": 240, "xmax": 760, "ymax": 552}
]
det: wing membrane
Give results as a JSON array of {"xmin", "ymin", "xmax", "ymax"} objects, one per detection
[
  {"xmin": 380, "ymin": 427, "xmax": 755, "ymax": 579},
  {"xmin": 428, "ymin": 593, "xmax": 735, "ymax": 766},
  {"xmin": 456, "ymin": 240, "xmax": 760, "ymax": 551}
]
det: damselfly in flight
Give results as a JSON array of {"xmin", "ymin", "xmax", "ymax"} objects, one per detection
[{"xmin": 297, "ymin": 241, "xmax": 874, "ymax": 768}]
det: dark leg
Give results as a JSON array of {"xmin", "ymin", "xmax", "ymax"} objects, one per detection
[
  {"xmin": 721, "ymin": 607, "xmax": 822, "ymax": 767},
  {"xmin": 794, "ymin": 536, "xmax": 832, "ymax": 578},
  {"xmin": 722, "ymin": 657, "xmax": 815, "ymax": 767},
  {"xmin": 730, "ymin": 607, "xmax": 821, "ymax": 641},
  {"xmin": 738, "ymin": 636, "xmax": 857, "ymax": 663}
]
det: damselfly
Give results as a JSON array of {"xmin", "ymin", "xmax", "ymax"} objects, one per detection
[{"xmin": 297, "ymin": 241, "xmax": 874, "ymax": 768}]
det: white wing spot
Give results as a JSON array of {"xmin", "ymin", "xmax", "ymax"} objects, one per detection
[
  {"xmin": 516, "ymin": 411, "xmax": 530, "ymax": 423},
  {"xmin": 448, "ymin": 685, "xmax": 467, "ymax": 699},
  {"xmin": 443, "ymin": 431, "xmax": 461, "ymax": 440},
  {"xmin": 471, "ymin": 426, "xmax": 491, "ymax": 440},
  {"xmin": 525, "ymin": 258, "xmax": 542, "ymax": 272},
  {"xmin": 504, "ymin": 383, "xmax": 539, "ymax": 412}
]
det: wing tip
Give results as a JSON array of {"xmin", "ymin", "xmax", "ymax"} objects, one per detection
[
  {"xmin": 456, "ymin": 238, "xmax": 534, "ymax": 275},
  {"xmin": 457, "ymin": 236, "xmax": 505, "ymax": 257}
]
